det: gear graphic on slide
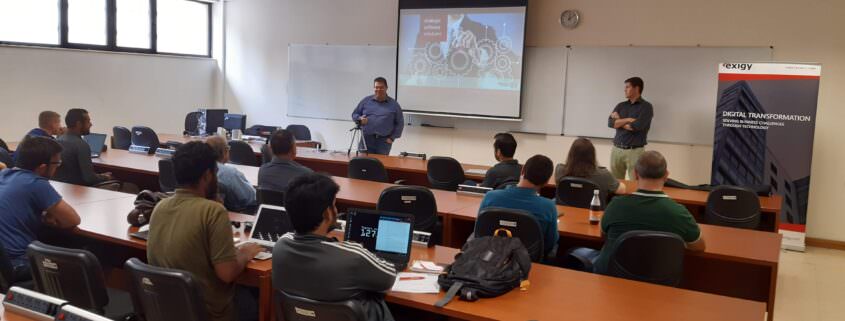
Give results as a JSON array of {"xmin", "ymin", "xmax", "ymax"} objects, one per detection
[
  {"xmin": 448, "ymin": 49, "xmax": 474, "ymax": 76},
  {"xmin": 494, "ymin": 54, "xmax": 513, "ymax": 74},
  {"xmin": 424, "ymin": 42, "xmax": 446, "ymax": 63},
  {"xmin": 473, "ymin": 39, "xmax": 498, "ymax": 69},
  {"xmin": 411, "ymin": 55, "xmax": 430, "ymax": 76},
  {"xmin": 496, "ymin": 36, "xmax": 513, "ymax": 53},
  {"xmin": 431, "ymin": 64, "xmax": 448, "ymax": 80}
]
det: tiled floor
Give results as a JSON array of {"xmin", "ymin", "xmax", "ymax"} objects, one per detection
[{"xmin": 775, "ymin": 247, "xmax": 845, "ymax": 321}]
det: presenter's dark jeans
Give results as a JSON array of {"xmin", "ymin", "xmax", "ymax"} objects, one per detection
[{"xmin": 360, "ymin": 134, "xmax": 392, "ymax": 155}]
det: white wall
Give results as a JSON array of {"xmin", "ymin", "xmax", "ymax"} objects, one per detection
[
  {"xmin": 223, "ymin": 0, "xmax": 845, "ymax": 242},
  {"xmin": 0, "ymin": 45, "xmax": 223, "ymax": 141}
]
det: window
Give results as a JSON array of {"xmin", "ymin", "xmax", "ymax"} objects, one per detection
[
  {"xmin": 67, "ymin": 0, "xmax": 107, "ymax": 46},
  {"xmin": 116, "ymin": 0, "xmax": 150, "ymax": 49},
  {"xmin": 0, "ymin": 0, "xmax": 60, "ymax": 45},
  {"xmin": 157, "ymin": 0, "xmax": 209, "ymax": 56},
  {"xmin": 0, "ymin": 0, "xmax": 211, "ymax": 57}
]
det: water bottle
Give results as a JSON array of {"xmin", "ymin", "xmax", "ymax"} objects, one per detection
[{"xmin": 589, "ymin": 189, "xmax": 601, "ymax": 225}]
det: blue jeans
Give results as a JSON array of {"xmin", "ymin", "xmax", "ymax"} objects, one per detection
[{"xmin": 360, "ymin": 134, "xmax": 392, "ymax": 155}]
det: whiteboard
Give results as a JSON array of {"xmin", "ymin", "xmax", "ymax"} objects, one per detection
[
  {"xmin": 287, "ymin": 44, "xmax": 396, "ymax": 120},
  {"xmin": 563, "ymin": 46, "xmax": 772, "ymax": 145}
]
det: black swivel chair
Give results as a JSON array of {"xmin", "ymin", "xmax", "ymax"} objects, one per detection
[
  {"xmin": 158, "ymin": 159, "xmax": 177, "ymax": 193},
  {"xmin": 285, "ymin": 124, "xmax": 312, "ymax": 141},
  {"xmin": 228, "ymin": 140, "xmax": 260, "ymax": 167},
  {"xmin": 604, "ymin": 230, "xmax": 687, "ymax": 287},
  {"xmin": 244, "ymin": 125, "xmax": 279, "ymax": 138},
  {"xmin": 26, "ymin": 242, "xmax": 115, "ymax": 315},
  {"xmin": 377, "ymin": 186, "xmax": 441, "ymax": 245},
  {"xmin": 0, "ymin": 147, "xmax": 13, "ymax": 169},
  {"xmin": 124, "ymin": 258, "xmax": 211, "ymax": 321},
  {"xmin": 276, "ymin": 290, "xmax": 366, "ymax": 321},
  {"xmin": 257, "ymin": 188, "xmax": 285, "ymax": 207},
  {"xmin": 260, "ymin": 144, "xmax": 273, "ymax": 164},
  {"xmin": 130, "ymin": 126, "xmax": 160, "ymax": 153},
  {"xmin": 349, "ymin": 157, "xmax": 389, "ymax": 183},
  {"xmin": 184, "ymin": 111, "xmax": 202, "ymax": 136},
  {"xmin": 426, "ymin": 156, "xmax": 465, "ymax": 191},
  {"xmin": 556, "ymin": 177, "xmax": 607, "ymax": 209},
  {"xmin": 474, "ymin": 207, "xmax": 545, "ymax": 262},
  {"xmin": 705, "ymin": 185, "xmax": 762, "ymax": 230},
  {"xmin": 112, "ymin": 126, "xmax": 132, "ymax": 150}
]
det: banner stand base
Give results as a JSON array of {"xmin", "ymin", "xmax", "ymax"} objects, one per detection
[{"xmin": 780, "ymin": 229, "xmax": 806, "ymax": 252}]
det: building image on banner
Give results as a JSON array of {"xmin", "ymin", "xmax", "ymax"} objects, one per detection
[{"xmin": 711, "ymin": 62, "xmax": 821, "ymax": 251}]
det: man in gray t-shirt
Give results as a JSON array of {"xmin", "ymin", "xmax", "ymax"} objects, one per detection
[
  {"xmin": 257, "ymin": 129, "xmax": 313, "ymax": 193},
  {"xmin": 54, "ymin": 109, "xmax": 114, "ymax": 186}
]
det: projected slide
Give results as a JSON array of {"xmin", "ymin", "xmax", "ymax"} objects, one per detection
[{"xmin": 397, "ymin": 7, "xmax": 526, "ymax": 118}]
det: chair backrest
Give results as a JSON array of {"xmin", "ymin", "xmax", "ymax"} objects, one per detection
[
  {"xmin": 705, "ymin": 185, "xmax": 761, "ymax": 230},
  {"xmin": 0, "ymin": 239, "xmax": 14, "ymax": 292},
  {"xmin": 112, "ymin": 126, "xmax": 132, "ymax": 150},
  {"xmin": 348, "ymin": 157, "xmax": 389, "ymax": 183},
  {"xmin": 130, "ymin": 126, "xmax": 160, "ymax": 153},
  {"xmin": 377, "ymin": 186, "xmax": 438, "ymax": 232},
  {"xmin": 474, "ymin": 207, "xmax": 544, "ymax": 262},
  {"xmin": 124, "ymin": 258, "xmax": 210, "ymax": 321},
  {"xmin": 0, "ymin": 137, "xmax": 9, "ymax": 152},
  {"xmin": 285, "ymin": 124, "xmax": 311, "ymax": 141},
  {"xmin": 184, "ymin": 112, "xmax": 202, "ymax": 135},
  {"xmin": 556, "ymin": 176, "xmax": 607, "ymax": 209},
  {"xmin": 244, "ymin": 125, "xmax": 278, "ymax": 138},
  {"xmin": 257, "ymin": 188, "xmax": 285, "ymax": 207},
  {"xmin": 26, "ymin": 241, "xmax": 109, "ymax": 313},
  {"xmin": 494, "ymin": 178, "xmax": 519, "ymax": 190},
  {"xmin": 426, "ymin": 156, "xmax": 465, "ymax": 191},
  {"xmin": 276, "ymin": 290, "xmax": 366, "ymax": 321},
  {"xmin": 228, "ymin": 140, "xmax": 260, "ymax": 167},
  {"xmin": 605, "ymin": 230, "xmax": 686, "ymax": 287},
  {"xmin": 0, "ymin": 147, "xmax": 13, "ymax": 169},
  {"xmin": 158, "ymin": 158, "xmax": 177, "ymax": 192},
  {"xmin": 260, "ymin": 144, "xmax": 273, "ymax": 164}
]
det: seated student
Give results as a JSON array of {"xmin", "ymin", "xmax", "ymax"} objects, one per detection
[
  {"xmin": 147, "ymin": 141, "xmax": 262, "ymax": 321},
  {"xmin": 205, "ymin": 136, "xmax": 257, "ymax": 212},
  {"xmin": 554, "ymin": 138, "xmax": 626, "ymax": 195},
  {"xmin": 257, "ymin": 129, "xmax": 312, "ymax": 192},
  {"xmin": 480, "ymin": 132, "xmax": 522, "ymax": 188},
  {"xmin": 25, "ymin": 111, "xmax": 64, "ymax": 139},
  {"xmin": 54, "ymin": 109, "xmax": 114, "ymax": 186},
  {"xmin": 273, "ymin": 173, "xmax": 397, "ymax": 321},
  {"xmin": 477, "ymin": 154, "xmax": 558, "ymax": 258},
  {"xmin": 0, "ymin": 136, "xmax": 80, "ymax": 282},
  {"xmin": 593, "ymin": 151, "xmax": 705, "ymax": 274}
]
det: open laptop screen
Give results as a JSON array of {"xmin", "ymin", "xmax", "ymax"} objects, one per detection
[
  {"xmin": 250, "ymin": 205, "xmax": 293, "ymax": 244},
  {"xmin": 82, "ymin": 133, "xmax": 107, "ymax": 156},
  {"xmin": 345, "ymin": 209, "xmax": 413, "ymax": 256}
]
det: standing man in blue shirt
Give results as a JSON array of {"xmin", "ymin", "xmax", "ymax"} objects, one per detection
[
  {"xmin": 0, "ymin": 136, "xmax": 81, "ymax": 283},
  {"xmin": 351, "ymin": 77, "xmax": 404, "ymax": 155}
]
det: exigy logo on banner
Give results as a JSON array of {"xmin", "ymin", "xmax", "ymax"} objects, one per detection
[{"xmin": 722, "ymin": 63, "xmax": 753, "ymax": 71}]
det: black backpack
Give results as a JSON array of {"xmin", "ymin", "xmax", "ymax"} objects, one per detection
[{"xmin": 435, "ymin": 229, "xmax": 532, "ymax": 307}]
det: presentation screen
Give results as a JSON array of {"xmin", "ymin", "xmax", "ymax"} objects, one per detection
[{"xmin": 397, "ymin": 0, "xmax": 527, "ymax": 119}]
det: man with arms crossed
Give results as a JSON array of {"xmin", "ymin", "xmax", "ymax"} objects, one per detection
[
  {"xmin": 351, "ymin": 77, "xmax": 404, "ymax": 155},
  {"xmin": 608, "ymin": 77, "xmax": 653, "ymax": 179}
]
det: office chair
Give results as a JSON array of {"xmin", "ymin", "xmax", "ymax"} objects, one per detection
[
  {"xmin": 184, "ymin": 111, "xmax": 202, "ymax": 136},
  {"xmin": 705, "ymin": 185, "xmax": 762, "ymax": 230},
  {"xmin": 244, "ymin": 125, "xmax": 279, "ymax": 138},
  {"xmin": 349, "ymin": 157, "xmax": 389, "ymax": 183},
  {"xmin": 276, "ymin": 290, "xmax": 366, "ymax": 321},
  {"xmin": 0, "ymin": 137, "xmax": 9, "ymax": 152},
  {"xmin": 556, "ymin": 177, "xmax": 607, "ymax": 209},
  {"xmin": 257, "ymin": 188, "xmax": 285, "ymax": 207},
  {"xmin": 1, "ymin": 240, "xmax": 34, "ymax": 292},
  {"xmin": 0, "ymin": 147, "xmax": 13, "ymax": 169},
  {"xmin": 124, "ymin": 258, "xmax": 211, "ymax": 321},
  {"xmin": 474, "ymin": 207, "xmax": 545, "ymax": 262},
  {"xmin": 26, "ymin": 241, "xmax": 111, "ymax": 314},
  {"xmin": 426, "ymin": 156, "xmax": 465, "ymax": 191},
  {"xmin": 228, "ymin": 140, "xmax": 260, "ymax": 167},
  {"xmin": 377, "ymin": 186, "xmax": 441, "ymax": 245},
  {"xmin": 112, "ymin": 126, "xmax": 132, "ymax": 150},
  {"xmin": 130, "ymin": 126, "xmax": 160, "ymax": 153},
  {"xmin": 260, "ymin": 144, "xmax": 274, "ymax": 164},
  {"xmin": 494, "ymin": 178, "xmax": 519, "ymax": 190},
  {"xmin": 158, "ymin": 159, "xmax": 177, "ymax": 193},
  {"xmin": 285, "ymin": 124, "xmax": 312, "ymax": 141},
  {"xmin": 604, "ymin": 230, "xmax": 687, "ymax": 287}
]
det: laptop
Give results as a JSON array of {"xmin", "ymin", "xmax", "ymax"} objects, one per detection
[
  {"xmin": 82, "ymin": 133, "xmax": 107, "ymax": 158},
  {"xmin": 344, "ymin": 208, "xmax": 415, "ymax": 271},
  {"xmin": 244, "ymin": 204, "xmax": 295, "ymax": 260}
]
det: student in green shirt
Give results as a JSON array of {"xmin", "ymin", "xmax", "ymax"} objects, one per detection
[
  {"xmin": 594, "ymin": 150, "xmax": 706, "ymax": 274},
  {"xmin": 147, "ymin": 141, "xmax": 262, "ymax": 321}
]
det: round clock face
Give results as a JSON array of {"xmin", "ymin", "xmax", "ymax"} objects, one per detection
[{"xmin": 560, "ymin": 10, "xmax": 580, "ymax": 29}]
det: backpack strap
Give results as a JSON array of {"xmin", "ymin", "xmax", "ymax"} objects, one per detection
[
  {"xmin": 493, "ymin": 228, "xmax": 513, "ymax": 238},
  {"xmin": 434, "ymin": 281, "xmax": 464, "ymax": 308}
]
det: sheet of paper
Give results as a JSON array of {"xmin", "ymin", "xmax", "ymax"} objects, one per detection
[{"xmin": 391, "ymin": 272, "xmax": 440, "ymax": 294}]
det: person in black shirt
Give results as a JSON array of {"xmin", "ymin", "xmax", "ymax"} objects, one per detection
[
  {"xmin": 607, "ymin": 77, "xmax": 653, "ymax": 180},
  {"xmin": 481, "ymin": 132, "xmax": 522, "ymax": 188},
  {"xmin": 54, "ymin": 109, "xmax": 114, "ymax": 186},
  {"xmin": 257, "ymin": 129, "xmax": 313, "ymax": 193},
  {"xmin": 272, "ymin": 173, "xmax": 397, "ymax": 321}
]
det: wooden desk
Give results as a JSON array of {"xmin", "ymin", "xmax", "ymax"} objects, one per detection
[{"xmin": 59, "ymin": 188, "xmax": 765, "ymax": 321}]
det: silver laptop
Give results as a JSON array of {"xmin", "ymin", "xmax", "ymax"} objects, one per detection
[
  {"xmin": 82, "ymin": 133, "xmax": 107, "ymax": 158},
  {"xmin": 245, "ymin": 204, "xmax": 294, "ymax": 259}
]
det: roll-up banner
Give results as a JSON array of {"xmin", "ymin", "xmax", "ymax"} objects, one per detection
[{"xmin": 712, "ymin": 62, "xmax": 821, "ymax": 251}]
